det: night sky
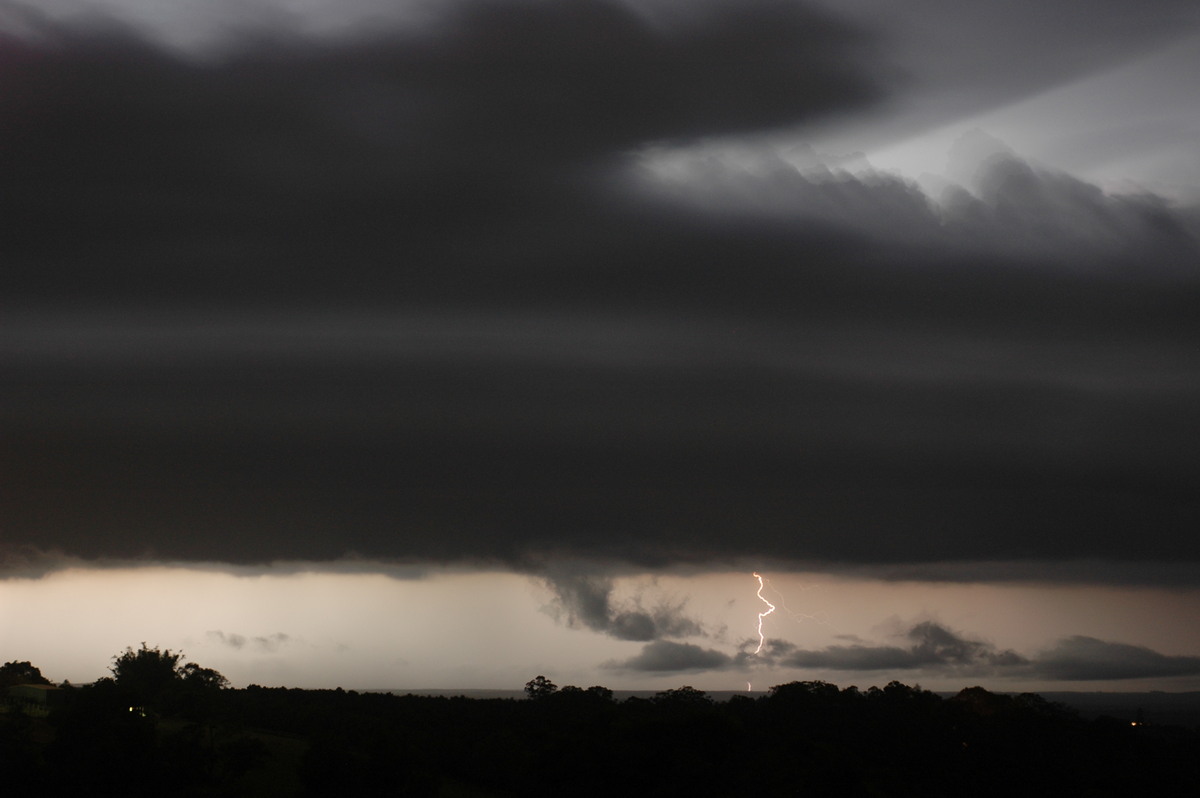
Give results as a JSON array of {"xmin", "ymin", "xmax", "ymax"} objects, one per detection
[{"xmin": 3, "ymin": 0, "xmax": 1200, "ymax": 693}]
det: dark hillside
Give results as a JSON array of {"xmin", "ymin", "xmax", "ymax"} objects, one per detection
[{"xmin": 5, "ymin": 672, "xmax": 1198, "ymax": 797}]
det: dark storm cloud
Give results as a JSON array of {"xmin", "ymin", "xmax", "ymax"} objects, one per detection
[
  {"xmin": 772, "ymin": 621, "xmax": 1026, "ymax": 672},
  {"xmin": 836, "ymin": 560, "xmax": 1200, "ymax": 589},
  {"xmin": 1031, "ymin": 636, "xmax": 1200, "ymax": 681},
  {"xmin": 0, "ymin": 545, "xmax": 90, "ymax": 580},
  {"xmin": 3, "ymin": 1, "xmax": 1200, "ymax": 580},
  {"xmin": 0, "ymin": 0, "xmax": 884, "ymax": 572},
  {"xmin": 604, "ymin": 640, "xmax": 733, "ymax": 672},
  {"xmin": 542, "ymin": 568, "xmax": 703, "ymax": 641},
  {"xmin": 0, "ymin": 0, "xmax": 877, "ymax": 278}
]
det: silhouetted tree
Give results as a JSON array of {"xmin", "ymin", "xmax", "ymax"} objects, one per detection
[
  {"xmin": 552, "ymin": 684, "xmax": 614, "ymax": 707},
  {"xmin": 585, "ymin": 685, "xmax": 614, "ymax": 703},
  {"xmin": 0, "ymin": 660, "xmax": 52, "ymax": 689},
  {"xmin": 652, "ymin": 685, "xmax": 712, "ymax": 707},
  {"xmin": 110, "ymin": 643, "xmax": 228, "ymax": 718},
  {"xmin": 768, "ymin": 679, "xmax": 841, "ymax": 703},
  {"xmin": 524, "ymin": 675, "xmax": 558, "ymax": 699},
  {"xmin": 111, "ymin": 643, "xmax": 184, "ymax": 709},
  {"xmin": 175, "ymin": 661, "xmax": 230, "ymax": 722},
  {"xmin": 180, "ymin": 661, "xmax": 229, "ymax": 691}
]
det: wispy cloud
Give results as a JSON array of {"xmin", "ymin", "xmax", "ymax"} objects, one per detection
[{"xmin": 207, "ymin": 630, "xmax": 292, "ymax": 653}]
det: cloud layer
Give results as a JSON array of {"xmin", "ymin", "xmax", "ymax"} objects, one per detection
[
  {"xmin": 608, "ymin": 620, "xmax": 1200, "ymax": 682},
  {"xmin": 2, "ymin": 0, "xmax": 1199, "ymax": 580}
]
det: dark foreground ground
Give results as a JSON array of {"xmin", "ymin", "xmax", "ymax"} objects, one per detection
[{"xmin": 4, "ymin": 680, "xmax": 1199, "ymax": 797}]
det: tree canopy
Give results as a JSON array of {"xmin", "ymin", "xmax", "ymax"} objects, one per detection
[
  {"xmin": 524, "ymin": 674, "xmax": 558, "ymax": 699},
  {"xmin": 109, "ymin": 643, "xmax": 227, "ymax": 712},
  {"xmin": 0, "ymin": 660, "xmax": 52, "ymax": 689}
]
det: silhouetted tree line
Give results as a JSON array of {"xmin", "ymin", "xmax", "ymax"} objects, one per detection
[{"xmin": 3, "ymin": 652, "xmax": 1199, "ymax": 796}]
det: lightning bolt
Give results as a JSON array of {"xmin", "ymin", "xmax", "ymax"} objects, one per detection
[{"xmin": 752, "ymin": 571, "xmax": 776, "ymax": 655}]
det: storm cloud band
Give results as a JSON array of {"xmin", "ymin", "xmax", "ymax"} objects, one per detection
[{"xmin": 2, "ymin": 0, "xmax": 1199, "ymax": 580}]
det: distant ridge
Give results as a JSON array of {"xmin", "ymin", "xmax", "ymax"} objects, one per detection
[
  {"xmin": 365, "ymin": 688, "xmax": 1200, "ymax": 726},
  {"xmin": 365, "ymin": 688, "xmax": 768, "ymax": 701},
  {"xmin": 1034, "ymin": 691, "xmax": 1200, "ymax": 728}
]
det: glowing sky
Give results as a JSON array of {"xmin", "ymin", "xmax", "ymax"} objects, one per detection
[
  {"xmin": 4, "ymin": 567, "xmax": 1199, "ymax": 693},
  {"xmin": 3, "ymin": 0, "xmax": 1200, "ymax": 693}
]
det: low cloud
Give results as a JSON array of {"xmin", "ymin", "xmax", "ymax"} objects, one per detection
[
  {"xmin": 615, "ymin": 619, "xmax": 1200, "ymax": 682},
  {"xmin": 605, "ymin": 640, "xmax": 733, "ymax": 672},
  {"xmin": 542, "ymin": 569, "xmax": 703, "ymax": 642},
  {"xmin": 774, "ymin": 621, "xmax": 1027, "ymax": 672},
  {"xmin": 1032, "ymin": 636, "xmax": 1200, "ymax": 681}
]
